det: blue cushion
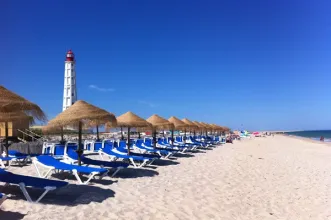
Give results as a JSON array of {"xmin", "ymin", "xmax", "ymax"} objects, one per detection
[
  {"xmin": 0, "ymin": 168, "xmax": 68, "ymax": 188},
  {"xmin": 36, "ymin": 156, "xmax": 108, "ymax": 174}
]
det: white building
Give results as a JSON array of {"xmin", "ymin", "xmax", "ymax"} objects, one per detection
[{"xmin": 62, "ymin": 50, "xmax": 77, "ymax": 111}]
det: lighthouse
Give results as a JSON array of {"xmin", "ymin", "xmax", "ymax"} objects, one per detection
[{"xmin": 62, "ymin": 49, "xmax": 77, "ymax": 111}]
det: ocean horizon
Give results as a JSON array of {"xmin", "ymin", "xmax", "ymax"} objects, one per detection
[{"xmin": 285, "ymin": 130, "xmax": 331, "ymax": 142}]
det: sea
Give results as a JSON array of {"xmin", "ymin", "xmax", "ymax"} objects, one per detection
[{"xmin": 285, "ymin": 130, "xmax": 331, "ymax": 142}]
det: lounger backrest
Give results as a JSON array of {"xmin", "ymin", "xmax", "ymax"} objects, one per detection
[
  {"xmin": 36, "ymin": 155, "xmax": 61, "ymax": 166},
  {"xmin": 103, "ymin": 141, "xmax": 114, "ymax": 152},
  {"xmin": 67, "ymin": 149, "xmax": 79, "ymax": 160},
  {"xmin": 145, "ymin": 138, "xmax": 152, "ymax": 144},
  {"xmin": 54, "ymin": 144, "xmax": 65, "ymax": 156},
  {"xmin": 116, "ymin": 141, "xmax": 128, "ymax": 154},
  {"xmin": 94, "ymin": 142, "xmax": 103, "ymax": 151},
  {"xmin": 119, "ymin": 140, "xmax": 127, "ymax": 148}
]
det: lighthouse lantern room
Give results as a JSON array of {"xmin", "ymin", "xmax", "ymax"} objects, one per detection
[{"xmin": 62, "ymin": 49, "xmax": 77, "ymax": 111}]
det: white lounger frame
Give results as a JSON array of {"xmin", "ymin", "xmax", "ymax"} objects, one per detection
[
  {"xmin": 157, "ymin": 143, "xmax": 189, "ymax": 153},
  {"xmin": 0, "ymin": 156, "xmax": 30, "ymax": 169},
  {"xmin": 0, "ymin": 193, "xmax": 6, "ymax": 205},
  {"xmin": 138, "ymin": 144, "xmax": 173, "ymax": 159},
  {"xmin": 62, "ymin": 155, "xmax": 125, "ymax": 178},
  {"xmin": 98, "ymin": 149, "xmax": 152, "ymax": 168},
  {"xmin": 31, "ymin": 158, "xmax": 108, "ymax": 185},
  {"xmin": 2, "ymin": 182, "xmax": 59, "ymax": 203}
]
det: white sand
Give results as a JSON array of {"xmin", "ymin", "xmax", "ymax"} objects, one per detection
[{"xmin": 1, "ymin": 135, "xmax": 331, "ymax": 220}]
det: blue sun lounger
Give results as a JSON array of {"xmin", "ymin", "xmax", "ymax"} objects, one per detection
[
  {"xmin": 134, "ymin": 140, "xmax": 174, "ymax": 159},
  {"xmin": 99, "ymin": 142, "xmax": 155, "ymax": 168},
  {"xmin": 0, "ymin": 192, "xmax": 6, "ymax": 205},
  {"xmin": 64, "ymin": 150, "xmax": 129, "ymax": 177},
  {"xmin": 0, "ymin": 168, "xmax": 68, "ymax": 203},
  {"xmin": 32, "ymin": 156, "xmax": 109, "ymax": 185},
  {"xmin": 0, "ymin": 155, "xmax": 29, "ymax": 169}
]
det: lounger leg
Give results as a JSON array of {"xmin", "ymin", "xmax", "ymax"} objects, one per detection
[
  {"xmin": 33, "ymin": 161, "xmax": 43, "ymax": 177},
  {"xmin": 0, "ymin": 194, "xmax": 6, "ymax": 206},
  {"xmin": 165, "ymin": 153, "xmax": 172, "ymax": 159},
  {"xmin": 72, "ymin": 170, "xmax": 84, "ymax": 184},
  {"xmin": 18, "ymin": 183, "xmax": 55, "ymax": 203},
  {"xmin": 0, "ymin": 160, "xmax": 5, "ymax": 169},
  {"xmin": 18, "ymin": 183, "xmax": 33, "ymax": 203},
  {"xmin": 99, "ymin": 170, "xmax": 109, "ymax": 180},
  {"xmin": 32, "ymin": 161, "xmax": 54, "ymax": 179},
  {"xmin": 99, "ymin": 151, "xmax": 104, "ymax": 160},
  {"xmin": 42, "ymin": 168, "xmax": 54, "ymax": 179},
  {"xmin": 35, "ymin": 189, "xmax": 51, "ymax": 203},
  {"xmin": 129, "ymin": 158, "xmax": 138, "ymax": 168},
  {"xmin": 110, "ymin": 167, "xmax": 123, "ymax": 177},
  {"xmin": 137, "ymin": 160, "xmax": 149, "ymax": 168}
]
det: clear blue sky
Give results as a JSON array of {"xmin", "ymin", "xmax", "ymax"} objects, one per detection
[{"xmin": 1, "ymin": 0, "xmax": 331, "ymax": 131}]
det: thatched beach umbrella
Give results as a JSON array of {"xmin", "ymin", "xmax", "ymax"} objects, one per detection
[
  {"xmin": 0, "ymin": 112, "xmax": 35, "ymax": 155},
  {"xmin": 45, "ymin": 100, "xmax": 117, "ymax": 165},
  {"xmin": 168, "ymin": 116, "xmax": 187, "ymax": 144},
  {"xmin": 0, "ymin": 86, "xmax": 46, "ymax": 121},
  {"xmin": 146, "ymin": 114, "xmax": 174, "ymax": 149},
  {"xmin": 42, "ymin": 125, "xmax": 66, "ymax": 143},
  {"xmin": 181, "ymin": 118, "xmax": 198, "ymax": 140},
  {"xmin": 192, "ymin": 121, "xmax": 204, "ymax": 135},
  {"xmin": 196, "ymin": 122, "xmax": 207, "ymax": 135},
  {"xmin": 0, "ymin": 86, "xmax": 46, "ymax": 156},
  {"xmin": 200, "ymin": 122, "xmax": 212, "ymax": 136},
  {"xmin": 116, "ymin": 111, "xmax": 151, "ymax": 154},
  {"xmin": 209, "ymin": 124, "xmax": 219, "ymax": 135}
]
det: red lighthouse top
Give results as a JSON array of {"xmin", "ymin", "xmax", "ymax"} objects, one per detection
[{"xmin": 65, "ymin": 49, "xmax": 75, "ymax": 62}]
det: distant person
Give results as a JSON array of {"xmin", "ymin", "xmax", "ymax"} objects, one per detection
[{"xmin": 320, "ymin": 136, "xmax": 325, "ymax": 142}]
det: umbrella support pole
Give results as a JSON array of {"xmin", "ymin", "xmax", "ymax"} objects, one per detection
[
  {"xmin": 121, "ymin": 127, "xmax": 124, "ymax": 140},
  {"xmin": 153, "ymin": 130, "xmax": 157, "ymax": 149},
  {"xmin": 77, "ymin": 121, "xmax": 83, "ymax": 166},
  {"xmin": 171, "ymin": 129, "xmax": 174, "ymax": 145},
  {"xmin": 96, "ymin": 125, "xmax": 100, "ymax": 141},
  {"xmin": 127, "ymin": 127, "xmax": 131, "ymax": 155}
]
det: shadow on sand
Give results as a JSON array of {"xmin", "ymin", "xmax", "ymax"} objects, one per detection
[
  {"xmin": 174, "ymin": 153, "xmax": 195, "ymax": 158},
  {"xmin": 115, "ymin": 168, "xmax": 159, "ymax": 179},
  {"xmin": 0, "ymin": 184, "xmax": 115, "ymax": 206},
  {"xmin": 152, "ymin": 159, "xmax": 179, "ymax": 166},
  {"xmin": 0, "ymin": 210, "xmax": 25, "ymax": 220},
  {"xmin": 50, "ymin": 173, "xmax": 117, "ymax": 186},
  {"xmin": 192, "ymin": 150, "xmax": 207, "ymax": 154}
]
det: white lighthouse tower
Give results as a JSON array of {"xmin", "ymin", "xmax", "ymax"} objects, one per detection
[{"xmin": 62, "ymin": 49, "xmax": 77, "ymax": 111}]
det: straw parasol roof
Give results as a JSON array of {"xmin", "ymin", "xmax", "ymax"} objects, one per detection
[
  {"xmin": 0, "ymin": 111, "xmax": 35, "ymax": 125},
  {"xmin": 192, "ymin": 121, "xmax": 204, "ymax": 129},
  {"xmin": 222, "ymin": 126, "xmax": 231, "ymax": 132},
  {"xmin": 197, "ymin": 122, "xmax": 207, "ymax": 130},
  {"xmin": 181, "ymin": 118, "xmax": 198, "ymax": 130},
  {"xmin": 146, "ymin": 114, "xmax": 174, "ymax": 130},
  {"xmin": 209, "ymin": 124, "xmax": 219, "ymax": 130},
  {"xmin": 116, "ymin": 111, "xmax": 151, "ymax": 128},
  {"xmin": 168, "ymin": 116, "xmax": 187, "ymax": 130},
  {"xmin": 0, "ymin": 86, "xmax": 46, "ymax": 121},
  {"xmin": 45, "ymin": 100, "xmax": 117, "ymax": 129},
  {"xmin": 200, "ymin": 122, "xmax": 213, "ymax": 130}
]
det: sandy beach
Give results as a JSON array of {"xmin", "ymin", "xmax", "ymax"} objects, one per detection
[{"xmin": 1, "ymin": 135, "xmax": 331, "ymax": 220}]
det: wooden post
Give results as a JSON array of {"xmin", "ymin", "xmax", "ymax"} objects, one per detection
[
  {"xmin": 184, "ymin": 129, "xmax": 186, "ymax": 141},
  {"xmin": 96, "ymin": 125, "xmax": 100, "ymax": 141},
  {"xmin": 120, "ymin": 127, "xmax": 124, "ymax": 140},
  {"xmin": 127, "ymin": 127, "xmax": 131, "ymax": 155},
  {"xmin": 153, "ymin": 129, "xmax": 157, "ymax": 149},
  {"xmin": 171, "ymin": 129, "xmax": 174, "ymax": 145},
  {"xmin": 4, "ymin": 122, "xmax": 9, "ymax": 157},
  {"xmin": 77, "ymin": 121, "xmax": 83, "ymax": 166}
]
